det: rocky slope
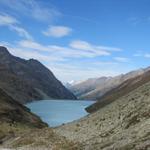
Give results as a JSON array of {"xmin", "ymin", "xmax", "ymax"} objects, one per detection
[
  {"xmin": 0, "ymin": 46, "xmax": 76, "ymax": 103},
  {"xmin": 1, "ymin": 127, "xmax": 80, "ymax": 150},
  {"xmin": 0, "ymin": 86, "xmax": 47, "ymax": 146},
  {"xmin": 86, "ymin": 69, "xmax": 150, "ymax": 113},
  {"xmin": 69, "ymin": 68, "xmax": 150, "ymax": 100},
  {"xmin": 0, "ymin": 87, "xmax": 47, "ymax": 128},
  {"xmin": 55, "ymin": 77, "xmax": 150, "ymax": 150}
]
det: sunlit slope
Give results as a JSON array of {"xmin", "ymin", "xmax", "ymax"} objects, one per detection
[{"xmin": 56, "ymin": 77, "xmax": 150, "ymax": 150}]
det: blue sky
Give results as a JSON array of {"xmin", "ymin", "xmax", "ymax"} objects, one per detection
[{"xmin": 0, "ymin": 0, "xmax": 150, "ymax": 82}]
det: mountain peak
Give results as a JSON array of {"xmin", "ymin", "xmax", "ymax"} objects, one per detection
[
  {"xmin": 0, "ymin": 46, "xmax": 10, "ymax": 55},
  {"xmin": 28, "ymin": 58, "xmax": 42, "ymax": 65},
  {"xmin": 28, "ymin": 58, "xmax": 39, "ymax": 62}
]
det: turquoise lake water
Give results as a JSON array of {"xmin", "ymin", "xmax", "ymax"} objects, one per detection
[{"xmin": 26, "ymin": 100, "xmax": 94, "ymax": 127}]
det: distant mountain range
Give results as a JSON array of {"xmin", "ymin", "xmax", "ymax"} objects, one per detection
[
  {"xmin": 0, "ymin": 46, "xmax": 76, "ymax": 104},
  {"xmin": 69, "ymin": 67, "xmax": 150, "ymax": 100},
  {"xmin": 64, "ymin": 80, "xmax": 83, "ymax": 89},
  {"xmin": 86, "ymin": 67, "xmax": 150, "ymax": 113}
]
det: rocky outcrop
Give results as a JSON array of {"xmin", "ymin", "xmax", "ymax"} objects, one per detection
[{"xmin": 0, "ymin": 46, "xmax": 76, "ymax": 104}]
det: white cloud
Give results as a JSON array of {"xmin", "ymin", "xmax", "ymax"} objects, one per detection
[
  {"xmin": 43, "ymin": 26, "xmax": 72, "ymax": 38},
  {"xmin": 114, "ymin": 57, "xmax": 129, "ymax": 62},
  {"xmin": 0, "ymin": 13, "xmax": 18, "ymax": 25},
  {"xmin": 0, "ymin": 39, "xmax": 123, "ymax": 82},
  {"xmin": 0, "ymin": 13, "xmax": 32, "ymax": 40},
  {"xmin": 144, "ymin": 53, "xmax": 150, "ymax": 58},
  {"xmin": 1, "ymin": 39, "xmax": 122, "ymax": 64},
  {"xmin": 0, "ymin": 42, "xmax": 64, "ymax": 62},
  {"xmin": 70, "ymin": 40, "xmax": 91, "ymax": 50},
  {"xmin": 18, "ymin": 40, "xmax": 113, "ymax": 58},
  {"xmin": 134, "ymin": 51, "xmax": 150, "ymax": 58},
  {"xmin": 18, "ymin": 40, "xmax": 51, "ymax": 52},
  {"xmin": 69, "ymin": 40, "xmax": 122, "ymax": 56},
  {"xmin": 0, "ymin": 0, "xmax": 61, "ymax": 22},
  {"xmin": 91, "ymin": 61, "xmax": 118, "ymax": 66},
  {"xmin": 70, "ymin": 40, "xmax": 122, "ymax": 52},
  {"xmin": 48, "ymin": 63, "xmax": 123, "ymax": 82},
  {"xmin": 10, "ymin": 25, "xmax": 33, "ymax": 40}
]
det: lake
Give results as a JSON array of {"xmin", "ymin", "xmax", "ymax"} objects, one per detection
[{"xmin": 26, "ymin": 100, "xmax": 94, "ymax": 127}]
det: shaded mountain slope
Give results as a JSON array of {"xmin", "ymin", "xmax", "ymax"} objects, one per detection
[
  {"xmin": 55, "ymin": 77, "xmax": 150, "ymax": 150},
  {"xmin": 69, "ymin": 68, "xmax": 149, "ymax": 100},
  {"xmin": 86, "ymin": 69, "xmax": 150, "ymax": 113},
  {"xmin": 0, "ymin": 87, "xmax": 47, "ymax": 128},
  {"xmin": 0, "ymin": 88, "xmax": 80, "ymax": 150},
  {"xmin": 0, "ymin": 46, "xmax": 76, "ymax": 103}
]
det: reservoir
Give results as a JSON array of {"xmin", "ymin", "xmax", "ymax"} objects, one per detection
[{"xmin": 26, "ymin": 100, "xmax": 94, "ymax": 127}]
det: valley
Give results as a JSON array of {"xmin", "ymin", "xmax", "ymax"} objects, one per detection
[
  {"xmin": 0, "ymin": 47, "xmax": 149, "ymax": 150},
  {"xmin": 0, "ymin": 1, "xmax": 149, "ymax": 149}
]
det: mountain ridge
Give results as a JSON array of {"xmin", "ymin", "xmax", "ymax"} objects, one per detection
[
  {"xmin": 69, "ymin": 67, "xmax": 150, "ymax": 100},
  {"xmin": 0, "ymin": 46, "xmax": 76, "ymax": 104},
  {"xmin": 86, "ymin": 68, "xmax": 150, "ymax": 113}
]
